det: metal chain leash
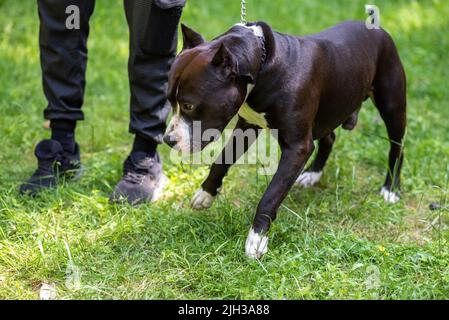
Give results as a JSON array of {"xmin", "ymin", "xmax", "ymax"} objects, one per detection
[
  {"xmin": 240, "ymin": 0, "xmax": 266, "ymax": 65},
  {"xmin": 241, "ymin": 0, "xmax": 247, "ymax": 25}
]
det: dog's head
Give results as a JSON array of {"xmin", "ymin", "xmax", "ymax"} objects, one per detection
[{"xmin": 163, "ymin": 24, "xmax": 257, "ymax": 153}]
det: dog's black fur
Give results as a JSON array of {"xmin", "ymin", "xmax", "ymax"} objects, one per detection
[{"xmin": 164, "ymin": 21, "xmax": 406, "ymax": 258}]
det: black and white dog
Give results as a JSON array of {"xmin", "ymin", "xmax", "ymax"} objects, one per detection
[{"xmin": 163, "ymin": 21, "xmax": 407, "ymax": 258}]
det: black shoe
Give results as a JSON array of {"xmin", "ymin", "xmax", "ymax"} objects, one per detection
[
  {"xmin": 109, "ymin": 151, "xmax": 167, "ymax": 205},
  {"xmin": 19, "ymin": 139, "xmax": 82, "ymax": 196}
]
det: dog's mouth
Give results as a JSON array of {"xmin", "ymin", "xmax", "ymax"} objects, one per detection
[
  {"xmin": 164, "ymin": 127, "xmax": 223, "ymax": 155},
  {"xmin": 186, "ymin": 130, "xmax": 222, "ymax": 154},
  {"xmin": 164, "ymin": 111, "xmax": 229, "ymax": 154}
]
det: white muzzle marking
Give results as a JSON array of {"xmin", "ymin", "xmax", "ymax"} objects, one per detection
[{"xmin": 165, "ymin": 112, "xmax": 191, "ymax": 153}]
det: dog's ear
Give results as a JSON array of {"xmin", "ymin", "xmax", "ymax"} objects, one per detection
[
  {"xmin": 212, "ymin": 43, "xmax": 236, "ymax": 77},
  {"xmin": 181, "ymin": 24, "xmax": 205, "ymax": 50}
]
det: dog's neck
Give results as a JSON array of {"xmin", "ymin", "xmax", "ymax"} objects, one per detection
[
  {"xmin": 235, "ymin": 23, "xmax": 267, "ymax": 67},
  {"xmin": 233, "ymin": 23, "xmax": 269, "ymax": 129},
  {"xmin": 234, "ymin": 23, "xmax": 266, "ymax": 100}
]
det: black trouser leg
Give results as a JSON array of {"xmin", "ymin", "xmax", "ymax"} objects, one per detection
[
  {"xmin": 38, "ymin": 0, "xmax": 95, "ymax": 122},
  {"xmin": 124, "ymin": 0, "xmax": 183, "ymax": 144}
]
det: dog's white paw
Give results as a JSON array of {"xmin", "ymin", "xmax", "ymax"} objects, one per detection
[
  {"xmin": 190, "ymin": 188, "xmax": 215, "ymax": 210},
  {"xmin": 380, "ymin": 187, "xmax": 400, "ymax": 204},
  {"xmin": 296, "ymin": 171, "xmax": 322, "ymax": 188},
  {"xmin": 245, "ymin": 228, "xmax": 269, "ymax": 259}
]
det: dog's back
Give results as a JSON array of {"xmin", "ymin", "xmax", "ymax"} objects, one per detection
[{"xmin": 281, "ymin": 21, "xmax": 405, "ymax": 137}]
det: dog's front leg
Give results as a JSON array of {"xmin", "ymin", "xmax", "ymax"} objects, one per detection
[
  {"xmin": 191, "ymin": 118, "xmax": 260, "ymax": 209},
  {"xmin": 246, "ymin": 138, "xmax": 314, "ymax": 259}
]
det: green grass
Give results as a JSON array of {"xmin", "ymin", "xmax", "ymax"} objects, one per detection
[{"xmin": 1, "ymin": 0, "xmax": 448, "ymax": 299}]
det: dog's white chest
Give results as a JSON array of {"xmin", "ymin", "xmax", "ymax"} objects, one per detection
[{"xmin": 238, "ymin": 103, "xmax": 269, "ymax": 129}]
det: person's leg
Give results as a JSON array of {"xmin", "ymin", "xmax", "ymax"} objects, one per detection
[
  {"xmin": 125, "ymin": 0, "xmax": 183, "ymax": 149},
  {"xmin": 20, "ymin": 0, "xmax": 95, "ymax": 195},
  {"xmin": 39, "ymin": 0, "xmax": 95, "ymax": 151},
  {"xmin": 110, "ymin": 0, "xmax": 184, "ymax": 204}
]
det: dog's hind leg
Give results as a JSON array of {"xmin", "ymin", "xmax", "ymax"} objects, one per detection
[
  {"xmin": 372, "ymin": 57, "xmax": 407, "ymax": 203},
  {"xmin": 296, "ymin": 131, "xmax": 336, "ymax": 188},
  {"xmin": 191, "ymin": 117, "xmax": 260, "ymax": 210}
]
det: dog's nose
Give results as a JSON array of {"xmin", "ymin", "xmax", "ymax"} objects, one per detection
[{"xmin": 163, "ymin": 134, "xmax": 177, "ymax": 148}]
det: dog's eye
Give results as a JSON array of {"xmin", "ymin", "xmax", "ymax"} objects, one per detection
[{"xmin": 181, "ymin": 103, "xmax": 195, "ymax": 112}]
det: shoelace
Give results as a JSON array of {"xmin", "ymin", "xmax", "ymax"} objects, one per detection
[
  {"xmin": 123, "ymin": 171, "xmax": 147, "ymax": 184},
  {"xmin": 123, "ymin": 158, "xmax": 156, "ymax": 185}
]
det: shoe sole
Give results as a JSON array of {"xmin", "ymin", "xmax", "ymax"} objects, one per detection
[
  {"xmin": 19, "ymin": 165, "xmax": 84, "ymax": 196},
  {"xmin": 70, "ymin": 164, "xmax": 84, "ymax": 181},
  {"xmin": 109, "ymin": 174, "xmax": 169, "ymax": 206}
]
